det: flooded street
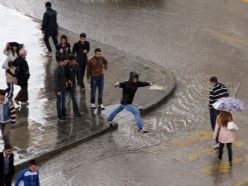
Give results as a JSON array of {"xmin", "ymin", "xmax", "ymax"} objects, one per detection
[{"xmin": 0, "ymin": 0, "xmax": 248, "ymax": 185}]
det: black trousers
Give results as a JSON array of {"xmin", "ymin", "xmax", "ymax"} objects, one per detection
[
  {"xmin": 15, "ymin": 85, "xmax": 28, "ymax": 102},
  {"xmin": 44, "ymin": 31, "xmax": 58, "ymax": 52},
  {"xmin": 78, "ymin": 62, "xmax": 87, "ymax": 89},
  {"xmin": 218, "ymin": 143, "xmax": 233, "ymax": 161},
  {"xmin": 0, "ymin": 173, "xmax": 12, "ymax": 186}
]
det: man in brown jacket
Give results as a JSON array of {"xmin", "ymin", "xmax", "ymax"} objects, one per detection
[{"xmin": 87, "ymin": 48, "xmax": 108, "ymax": 109}]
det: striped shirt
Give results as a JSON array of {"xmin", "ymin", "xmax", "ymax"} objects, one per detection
[{"xmin": 209, "ymin": 83, "xmax": 229, "ymax": 110}]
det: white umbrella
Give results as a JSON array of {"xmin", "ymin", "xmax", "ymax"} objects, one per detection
[{"xmin": 213, "ymin": 97, "xmax": 246, "ymax": 112}]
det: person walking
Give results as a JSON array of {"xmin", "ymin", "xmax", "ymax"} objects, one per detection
[
  {"xmin": 0, "ymin": 145, "xmax": 15, "ymax": 186},
  {"xmin": 209, "ymin": 76, "xmax": 229, "ymax": 148},
  {"xmin": 15, "ymin": 159, "xmax": 40, "ymax": 186},
  {"xmin": 2, "ymin": 42, "xmax": 19, "ymax": 70},
  {"xmin": 108, "ymin": 72, "xmax": 154, "ymax": 133},
  {"xmin": 56, "ymin": 35, "xmax": 71, "ymax": 62},
  {"xmin": 0, "ymin": 89, "xmax": 16, "ymax": 146},
  {"xmin": 87, "ymin": 48, "xmax": 108, "ymax": 109},
  {"xmin": 5, "ymin": 61, "xmax": 16, "ymax": 99},
  {"xmin": 213, "ymin": 111, "xmax": 234, "ymax": 163},
  {"xmin": 13, "ymin": 48, "xmax": 30, "ymax": 104},
  {"xmin": 66, "ymin": 55, "xmax": 82, "ymax": 117},
  {"xmin": 41, "ymin": 1, "xmax": 58, "ymax": 56},
  {"xmin": 54, "ymin": 57, "xmax": 67, "ymax": 121},
  {"xmin": 72, "ymin": 33, "xmax": 90, "ymax": 90}
]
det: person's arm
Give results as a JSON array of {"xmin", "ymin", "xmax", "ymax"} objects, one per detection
[
  {"xmin": 86, "ymin": 60, "xmax": 91, "ymax": 80},
  {"xmin": 9, "ymin": 101, "xmax": 16, "ymax": 124},
  {"xmin": 86, "ymin": 41, "xmax": 90, "ymax": 53},
  {"xmin": 68, "ymin": 43, "xmax": 71, "ymax": 54},
  {"xmin": 54, "ymin": 69, "xmax": 60, "ymax": 93},
  {"xmin": 208, "ymin": 90, "xmax": 216, "ymax": 109},
  {"xmin": 15, "ymin": 170, "xmax": 25, "ymax": 186},
  {"xmin": 115, "ymin": 81, "xmax": 126, "ymax": 88},
  {"xmin": 41, "ymin": 12, "xmax": 47, "ymax": 31},
  {"xmin": 72, "ymin": 43, "xmax": 77, "ymax": 55},
  {"xmin": 37, "ymin": 172, "xmax": 40, "ymax": 186},
  {"xmin": 138, "ymin": 81, "xmax": 153, "ymax": 87},
  {"xmin": 103, "ymin": 57, "xmax": 108, "ymax": 71}
]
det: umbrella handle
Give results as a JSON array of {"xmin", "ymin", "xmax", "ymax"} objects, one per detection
[{"xmin": 233, "ymin": 82, "xmax": 240, "ymax": 98}]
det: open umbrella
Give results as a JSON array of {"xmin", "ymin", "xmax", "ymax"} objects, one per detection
[{"xmin": 213, "ymin": 97, "xmax": 246, "ymax": 112}]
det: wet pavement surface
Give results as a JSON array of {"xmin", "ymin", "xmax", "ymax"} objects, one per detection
[
  {"xmin": 0, "ymin": 5, "xmax": 173, "ymax": 169},
  {"xmin": 1, "ymin": 0, "xmax": 248, "ymax": 185}
]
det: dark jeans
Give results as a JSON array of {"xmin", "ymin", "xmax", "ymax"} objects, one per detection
[
  {"xmin": 5, "ymin": 83, "xmax": 14, "ymax": 99},
  {"xmin": 67, "ymin": 87, "xmax": 80, "ymax": 114},
  {"xmin": 0, "ymin": 173, "xmax": 12, "ymax": 186},
  {"xmin": 90, "ymin": 76, "xmax": 104, "ymax": 105},
  {"xmin": 210, "ymin": 109, "xmax": 220, "ymax": 131},
  {"xmin": 44, "ymin": 31, "xmax": 58, "ymax": 52},
  {"xmin": 56, "ymin": 89, "xmax": 66, "ymax": 119},
  {"xmin": 15, "ymin": 85, "xmax": 28, "ymax": 102},
  {"xmin": 218, "ymin": 143, "xmax": 233, "ymax": 161},
  {"xmin": 78, "ymin": 62, "xmax": 87, "ymax": 89}
]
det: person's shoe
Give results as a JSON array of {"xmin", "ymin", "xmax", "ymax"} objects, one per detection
[
  {"xmin": 99, "ymin": 104, "xmax": 105, "ymax": 110},
  {"xmin": 108, "ymin": 120, "xmax": 114, "ymax": 127},
  {"xmin": 58, "ymin": 117, "xmax": 66, "ymax": 121},
  {"xmin": 47, "ymin": 52, "xmax": 53, "ymax": 57},
  {"xmin": 138, "ymin": 128, "xmax": 148, "ymax": 133},
  {"xmin": 214, "ymin": 143, "xmax": 220, "ymax": 149},
  {"xmin": 91, "ymin": 104, "xmax": 96, "ymax": 109},
  {"xmin": 63, "ymin": 114, "xmax": 70, "ymax": 117},
  {"xmin": 74, "ymin": 113, "xmax": 82, "ymax": 117}
]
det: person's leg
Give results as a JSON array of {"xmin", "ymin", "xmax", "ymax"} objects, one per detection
[
  {"xmin": 56, "ymin": 94, "xmax": 62, "ymax": 119},
  {"xmin": 51, "ymin": 32, "xmax": 58, "ymax": 48},
  {"xmin": 81, "ymin": 62, "xmax": 87, "ymax": 89},
  {"xmin": 77, "ymin": 62, "xmax": 84, "ymax": 89},
  {"xmin": 0, "ymin": 175, "xmax": 4, "ymax": 186},
  {"xmin": 227, "ymin": 143, "xmax": 233, "ymax": 162},
  {"xmin": 8, "ymin": 83, "xmax": 14, "ymax": 99},
  {"xmin": 44, "ymin": 32, "xmax": 52, "ymax": 52},
  {"xmin": 61, "ymin": 88, "xmax": 67, "ymax": 116},
  {"xmin": 2, "ymin": 123, "xmax": 11, "ymax": 145},
  {"xmin": 90, "ymin": 77, "xmax": 97, "ymax": 104},
  {"xmin": 108, "ymin": 104, "xmax": 124, "ymax": 121},
  {"xmin": 5, "ymin": 83, "xmax": 10, "ymax": 98},
  {"xmin": 218, "ymin": 143, "xmax": 225, "ymax": 160},
  {"xmin": 22, "ymin": 85, "xmax": 28, "ymax": 102},
  {"xmin": 210, "ymin": 109, "xmax": 219, "ymax": 131},
  {"xmin": 71, "ymin": 87, "xmax": 80, "ymax": 114},
  {"xmin": 98, "ymin": 77, "xmax": 104, "ymax": 105},
  {"xmin": 125, "ymin": 104, "xmax": 144, "ymax": 129},
  {"xmin": 5, "ymin": 173, "xmax": 12, "ymax": 186}
]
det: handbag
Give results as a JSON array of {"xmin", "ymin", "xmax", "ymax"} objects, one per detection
[{"xmin": 227, "ymin": 121, "xmax": 239, "ymax": 130}]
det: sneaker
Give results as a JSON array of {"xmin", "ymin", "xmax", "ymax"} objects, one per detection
[
  {"xmin": 74, "ymin": 113, "xmax": 82, "ymax": 117},
  {"xmin": 214, "ymin": 143, "xmax": 220, "ymax": 149},
  {"xmin": 99, "ymin": 104, "xmax": 105, "ymax": 110},
  {"xmin": 138, "ymin": 128, "xmax": 148, "ymax": 133},
  {"xmin": 91, "ymin": 104, "xmax": 96, "ymax": 109},
  {"xmin": 108, "ymin": 120, "xmax": 114, "ymax": 127}
]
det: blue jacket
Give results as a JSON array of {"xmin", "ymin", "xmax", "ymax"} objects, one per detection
[{"xmin": 15, "ymin": 168, "xmax": 40, "ymax": 186}]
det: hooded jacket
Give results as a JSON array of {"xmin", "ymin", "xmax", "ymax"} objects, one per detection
[{"xmin": 117, "ymin": 72, "xmax": 150, "ymax": 105}]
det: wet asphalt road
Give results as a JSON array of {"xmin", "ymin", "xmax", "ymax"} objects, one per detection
[{"xmin": 0, "ymin": 0, "xmax": 248, "ymax": 185}]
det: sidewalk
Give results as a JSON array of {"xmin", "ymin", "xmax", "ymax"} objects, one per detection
[{"xmin": 0, "ymin": 6, "xmax": 176, "ymax": 170}]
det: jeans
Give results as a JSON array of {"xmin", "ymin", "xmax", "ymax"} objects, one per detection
[
  {"xmin": 44, "ymin": 31, "xmax": 58, "ymax": 52},
  {"xmin": 5, "ymin": 83, "xmax": 14, "ymax": 99},
  {"xmin": 0, "ymin": 123, "xmax": 11, "ymax": 145},
  {"xmin": 91, "ymin": 76, "xmax": 104, "ymax": 105},
  {"xmin": 56, "ymin": 89, "xmax": 67, "ymax": 119},
  {"xmin": 108, "ymin": 104, "xmax": 144, "ymax": 129},
  {"xmin": 210, "ymin": 109, "xmax": 220, "ymax": 131},
  {"xmin": 218, "ymin": 143, "xmax": 233, "ymax": 161},
  {"xmin": 0, "ymin": 173, "xmax": 12, "ymax": 186},
  {"xmin": 67, "ymin": 87, "xmax": 80, "ymax": 114}
]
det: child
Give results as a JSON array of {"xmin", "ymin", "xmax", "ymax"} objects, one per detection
[
  {"xmin": 5, "ymin": 61, "xmax": 16, "ymax": 99},
  {"xmin": 108, "ymin": 71, "xmax": 154, "ymax": 133},
  {"xmin": 0, "ymin": 89, "xmax": 16, "ymax": 145},
  {"xmin": 213, "ymin": 111, "xmax": 234, "ymax": 162}
]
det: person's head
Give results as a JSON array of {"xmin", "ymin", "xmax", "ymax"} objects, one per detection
[
  {"xmin": 19, "ymin": 47, "xmax": 27, "ymax": 58},
  {"xmin": 45, "ymin": 2, "xmax": 52, "ymax": 9},
  {"xmin": 218, "ymin": 111, "xmax": 232, "ymax": 127},
  {"xmin": 209, "ymin": 76, "xmax": 218, "ymax": 86},
  {"xmin": 80, "ymin": 33, "xmax": 86, "ymax": 42},
  {"xmin": 59, "ymin": 56, "xmax": 66, "ymax": 66},
  {"xmin": 0, "ymin": 89, "xmax": 6, "ymax": 103},
  {"xmin": 29, "ymin": 159, "xmax": 38, "ymax": 172},
  {"xmin": 61, "ymin": 35, "xmax": 68, "ymax": 44},
  {"xmin": 4, "ymin": 144, "xmax": 12, "ymax": 156},
  {"xmin": 8, "ymin": 61, "xmax": 14, "ymax": 68},
  {"xmin": 69, "ymin": 55, "xmax": 77, "ymax": 64},
  {"xmin": 94, "ymin": 48, "xmax": 102, "ymax": 58},
  {"xmin": 129, "ymin": 71, "xmax": 139, "ymax": 84}
]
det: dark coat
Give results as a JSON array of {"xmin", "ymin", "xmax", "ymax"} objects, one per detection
[
  {"xmin": 67, "ymin": 64, "xmax": 80, "ymax": 88},
  {"xmin": 42, "ymin": 8, "xmax": 58, "ymax": 34},
  {"xmin": 72, "ymin": 41, "xmax": 90, "ymax": 65},
  {"xmin": 0, "ymin": 152, "xmax": 15, "ymax": 177},
  {"xmin": 13, "ymin": 56, "xmax": 30, "ymax": 87},
  {"xmin": 118, "ymin": 72, "xmax": 150, "ymax": 105},
  {"xmin": 54, "ymin": 65, "xmax": 67, "ymax": 93}
]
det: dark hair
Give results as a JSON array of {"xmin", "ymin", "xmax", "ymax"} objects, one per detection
[
  {"xmin": 0, "ymin": 89, "xmax": 6, "ymax": 96},
  {"xmin": 60, "ymin": 35, "xmax": 68, "ymax": 43},
  {"xmin": 69, "ymin": 54, "xmax": 76, "ymax": 61},
  {"xmin": 59, "ymin": 56, "xmax": 66, "ymax": 62},
  {"xmin": 4, "ymin": 144, "xmax": 12, "ymax": 150},
  {"xmin": 8, "ymin": 42, "xmax": 20, "ymax": 56},
  {"xmin": 95, "ymin": 48, "xmax": 101, "ymax": 53},
  {"xmin": 80, "ymin": 33, "xmax": 86, "ymax": 38},
  {"xmin": 8, "ymin": 61, "xmax": 14, "ymax": 68},
  {"xmin": 45, "ymin": 2, "xmax": 52, "ymax": 7},
  {"xmin": 218, "ymin": 111, "xmax": 232, "ymax": 127},
  {"xmin": 29, "ymin": 159, "xmax": 37, "ymax": 166},
  {"xmin": 209, "ymin": 76, "xmax": 218, "ymax": 83}
]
